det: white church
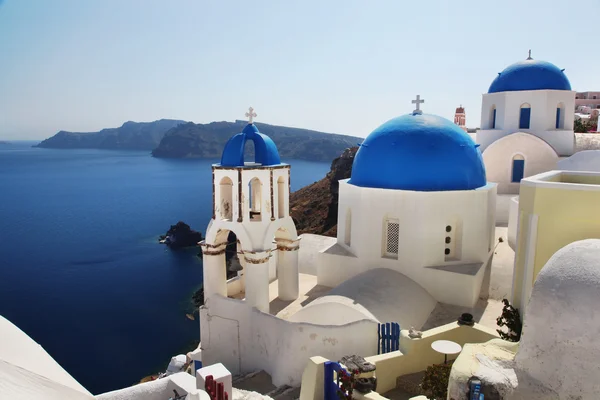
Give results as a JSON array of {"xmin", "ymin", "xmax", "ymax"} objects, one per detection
[
  {"xmin": 475, "ymin": 52, "xmax": 575, "ymax": 221},
  {"xmin": 196, "ymin": 100, "xmax": 498, "ymax": 386}
]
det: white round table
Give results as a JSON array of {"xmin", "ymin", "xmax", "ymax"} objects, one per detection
[{"xmin": 431, "ymin": 340, "xmax": 462, "ymax": 364}]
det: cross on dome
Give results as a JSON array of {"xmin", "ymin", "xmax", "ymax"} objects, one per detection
[
  {"xmin": 245, "ymin": 107, "xmax": 257, "ymax": 124},
  {"xmin": 411, "ymin": 95, "xmax": 425, "ymax": 115},
  {"xmin": 527, "ymin": 49, "xmax": 533, "ymax": 60}
]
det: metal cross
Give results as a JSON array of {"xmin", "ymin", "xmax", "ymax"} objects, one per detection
[
  {"xmin": 412, "ymin": 95, "xmax": 425, "ymax": 115},
  {"xmin": 245, "ymin": 107, "xmax": 257, "ymax": 124},
  {"xmin": 527, "ymin": 49, "xmax": 532, "ymax": 60}
]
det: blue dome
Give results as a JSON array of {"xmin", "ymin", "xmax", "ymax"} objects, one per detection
[
  {"xmin": 488, "ymin": 59, "xmax": 571, "ymax": 93},
  {"xmin": 350, "ymin": 113, "xmax": 486, "ymax": 191},
  {"xmin": 220, "ymin": 123, "xmax": 281, "ymax": 167}
]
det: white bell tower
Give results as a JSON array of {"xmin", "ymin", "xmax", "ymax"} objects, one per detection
[{"xmin": 200, "ymin": 108, "xmax": 300, "ymax": 313}]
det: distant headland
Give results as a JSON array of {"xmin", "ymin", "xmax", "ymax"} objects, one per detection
[
  {"xmin": 0, "ymin": 140, "xmax": 10, "ymax": 145},
  {"xmin": 35, "ymin": 119, "xmax": 361, "ymax": 163},
  {"xmin": 34, "ymin": 119, "xmax": 185, "ymax": 151}
]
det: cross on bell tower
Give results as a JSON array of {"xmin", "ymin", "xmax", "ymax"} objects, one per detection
[
  {"xmin": 245, "ymin": 107, "xmax": 257, "ymax": 124},
  {"xmin": 412, "ymin": 95, "xmax": 425, "ymax": 115}
]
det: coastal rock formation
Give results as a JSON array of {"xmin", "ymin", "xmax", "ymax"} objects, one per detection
[
  {"xmin": 152, "ymin": 120, "xmax": 359, "ymax": 162},
  {"xmin": 35, "ymin": 119, "xmax": 185, "ymax": 150},
  {"xmin": 159, "ymin": 221, "xmax": 204, "ymax": 249},
  {"xmin": 289, "ymin": 146, "xmax": 357, "ymax": 236}
]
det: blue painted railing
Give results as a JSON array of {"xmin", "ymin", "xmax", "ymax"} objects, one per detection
[
  {"xmin": 324, "ymin": 361, "xmax": 347, "ymax": 400},
  {"xmin": 378, "ymin": 322, "xmax": 400, "ymax": 354}
]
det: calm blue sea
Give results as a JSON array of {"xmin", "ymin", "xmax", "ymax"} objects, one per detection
[{"xmin": 0, "ymin": 141, "xmax": 329, "ymax": 394}]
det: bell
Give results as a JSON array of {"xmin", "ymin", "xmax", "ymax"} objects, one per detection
[{"xmin": 228, "ymin": 258, "xmax": 243, "ymax": 272}]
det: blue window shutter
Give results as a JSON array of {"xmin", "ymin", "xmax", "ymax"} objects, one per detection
[
  {"xmin": 556, "ymin": 108, "xmax": 561, "ymax": 129},
  {"xmin": 492, "ymin": 109, "xmax": 497, "ymax": 129},
  {"xmin": 512, "ymin": 159, "xmax": 525, "ymax": 182},
  {"xmin": 519, "ymin": 108, "xmax": 531, "ymax": 129}
]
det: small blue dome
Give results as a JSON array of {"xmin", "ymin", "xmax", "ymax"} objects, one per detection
[
  {"xmin": 350, "ymin": 113, "xmax": 486, "ymax": 191},
  {"xmin": 488, "ymin": 59, "xmax": 571, "ymax": 93},
  {"xmin": 220, "ymin": 124, "xmax": 281, "ymax": 167}
]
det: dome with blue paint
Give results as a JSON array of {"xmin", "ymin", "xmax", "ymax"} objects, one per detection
[
  {"xmin": 488, "ymin": 57, "xmax": 571, "ymax": 93},
  {"xmin": 220, "ymin": 123, "xmax": 281, "ymax": 167},
  {"xmin": 350, "ymin": 113, "xmax": 486, "ymax": 191}
]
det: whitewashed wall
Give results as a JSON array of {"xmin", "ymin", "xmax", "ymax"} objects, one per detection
[
  {"xmin": 482, "ymin": 132, "xmax": 559, "ymax": 195},
  {"xmin": 477, "ymin": 89, "xmax": 576, "ymax": 156},
  {"xmin": 298, "ymin": 234, "xmax": 336, "ymax": 275},
  {"xmin": 558, "ymin": 150, "xmax": 600, "ymax": 172},
  {"xmin": 200, "ymin": 295, "xmax": 378, "ymax": 387},
  {"xmin": 508, "ymin": 196, "xmax": 520, "ymax": 251},
  {"xmin": 321, "ymin": 180, "xmax": 496, "ymax": 308}
]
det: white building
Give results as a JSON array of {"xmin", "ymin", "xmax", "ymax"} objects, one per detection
[
  {"xmin": 197, "ymin": 104, "xmax": 497, "ymax": 386},
  {"xmin": 200, "ymin": 107, "xmax": 299, "ymax": 315},
  {"xmin": 318, "ymin": 110, "xmax": 497, "ymax": 308},
  {"xmin": 475, "ymin": 53, "xmax": 575, "ymax": 222}
]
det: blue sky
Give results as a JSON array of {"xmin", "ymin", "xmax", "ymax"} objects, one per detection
[{"xmin": 0, "ymin": 0, "xmax": 595, "ymax": 140}]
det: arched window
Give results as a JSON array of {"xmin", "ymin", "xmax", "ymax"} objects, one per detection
[
  {"xmin": 383, "ymin": 218, "xmax": 399, "ymax": 259},
  {"xmin": 519, "ymin": 103, "xmax": 531, "ymax": 129},
  {"xmin": 556, "ymin": 103, "xmax": 565, "ymax": 129},
  {"xmin": 344, "ymin": 209, "xmax": 351, "ymax": 246},
  {"xmin": 490, "ymin": 105, "xmax": 497, "ymax": 129},
  {"xmin": 219, "ymin": 177, "xmax": 233, "ymax": 220},
  {"xmin": 248, "ymin": 177, "xmax": 262, "ymax": 221},
  {"xmin": 511, "ymin": 154, "xmax": 525, "ymax": 183},
  {"xmin": 277, "ymin": 176, "xmax": 286, "ymax": 218},
  {"xmin": 243, "ymin": 139, "xmax": 256, "ymax": 165}
]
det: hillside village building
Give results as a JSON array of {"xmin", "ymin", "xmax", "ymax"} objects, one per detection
[{"xmin": 475, "ymin": 52, "xmax": 574, "ymax": 222}]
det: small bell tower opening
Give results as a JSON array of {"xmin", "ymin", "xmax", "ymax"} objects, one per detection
[{"xmin": 249, "ymin": 177, "xmax": 262, "ymax": 221}]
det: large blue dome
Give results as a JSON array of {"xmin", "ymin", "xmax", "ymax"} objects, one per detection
[
  {"xmin": 488, "ymin": 59, "xmax": 571, "ymax": 93},
  {"xmin": 220, "ymin": 123, "xmax": 281, "ymax": 167},
  {"xmin": 350, "ymin": 113, "xmax": 486, "ymax": 191}
]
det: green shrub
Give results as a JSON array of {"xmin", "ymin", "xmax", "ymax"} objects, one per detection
[
  {"xmin": 496, "ymin": 298, "xmax": 522, "ymax": 342},
  {"xmin": 421, "ymin": 363, "xmax": 452, "ymax": 400}
]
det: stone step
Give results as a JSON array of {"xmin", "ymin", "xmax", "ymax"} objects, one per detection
[
  {"xmin": 270, "ymin": 386, "xmax": 300, "ymax": 400},
  {"xmin": 395, "ymin": 371, "xmax": 426, "ymax": 397}
]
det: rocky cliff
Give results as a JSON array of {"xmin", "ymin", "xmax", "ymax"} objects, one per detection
[
  {"xmin": 290, "ymin": 146, "xmax": 358, "ymax": 236},
  {"xmin": 152, "ymin": 120, "xmax": 360, "ymax": 162},
  {"xmin": 35, "ymin": 119, "xmax": 185, "ymax": 150}
]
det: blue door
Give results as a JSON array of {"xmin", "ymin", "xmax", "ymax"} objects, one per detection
[
  {"xmin": 519, "ymin": 107, "xmax": 531, "ymax": 129},
  {"xmin": 512, "ymin": 159, "xmax": 525, "ymax": 182}
]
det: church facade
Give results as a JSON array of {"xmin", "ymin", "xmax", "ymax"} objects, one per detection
[{"xmin": 318, "ymin": 107, "xmax": 496, "ymax": 308}]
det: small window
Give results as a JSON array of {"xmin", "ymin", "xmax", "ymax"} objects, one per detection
[
  {"xmin": 384, "ymin": 219, "xmax": 400, "ymax": 258},
  {"xmin": 444, "ymin": 223, "xmax": 458, "ymax": 260},
  {"xmin": 519, "ymin": 104, "xmax": 531, "ymax": 129},
  {"xmin": 512, "ymin": 156, "xmax": 525, "ymax": 183},
  {"xmin": 491, "ymin": 108, "xmax": 497, "ymax": 129},
  {"xmin": 344, "ymin": 209, "xmax": 352, "ymax": 246},
  {"xmin": 555, "ymin": 107, "xmax": 561, "ymax": 129},
  {"xmin": 594, "ymin": 96, "xmax": 597, "ymax": 99}
]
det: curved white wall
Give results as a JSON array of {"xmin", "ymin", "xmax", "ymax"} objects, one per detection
[
  {"xmin": 516, "ymin": 239, "xmax": 600, "ymax": 398},
  {"xmin": 558, "ymin": 150, "xmax": 600, "ymax": 172},
  {"xmin": 288, "ymin": 301, "xmax": 373, "ymax": 325},
  {"xmin": 291, "ymin": 268, "xmax": 437, "ymax": 329},
  {"xmin": 482, "ymin": 132, "xmax": 559, "ymax": 194}
]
